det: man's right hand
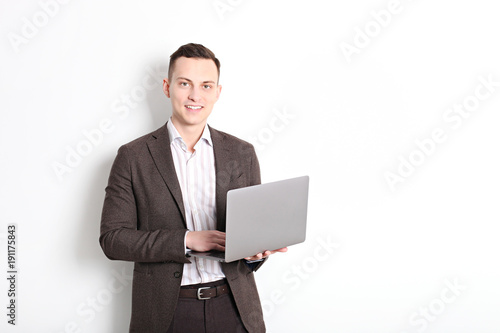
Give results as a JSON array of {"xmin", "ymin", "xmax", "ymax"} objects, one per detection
[{"xmin": 186, "ymin": 230, "xmax": 226, "ymax": 252}]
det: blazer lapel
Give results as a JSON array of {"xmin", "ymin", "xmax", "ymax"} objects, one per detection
[
  {"xmin": 147, "ymin": 124, "xmax": 187, "ymax": 226},
  {"xmin": 210, "ymin": 126, "xmax": 232, "ymax": 232}
]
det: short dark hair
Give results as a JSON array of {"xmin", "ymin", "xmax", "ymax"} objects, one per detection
[{"xmin": 168, "ymin": 43, "xmax": 221, "ymax": 82}]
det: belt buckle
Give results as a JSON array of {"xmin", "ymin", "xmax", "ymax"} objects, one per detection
[{"xmin": 197, "ymin": 286, "xmax": 211, "ymax": 300}]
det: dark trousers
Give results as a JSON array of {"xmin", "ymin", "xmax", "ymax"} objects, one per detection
[{"xmin": 166, "ymin": 279, "xmax": 248, "ymax": 333}]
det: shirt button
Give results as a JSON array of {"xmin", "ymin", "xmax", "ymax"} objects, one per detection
[{"xmin": 174, "ymin": 272, "xmax": 181, "ymax": 278}]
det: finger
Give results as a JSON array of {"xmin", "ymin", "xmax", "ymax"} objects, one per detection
[
  {"xmin": 245, "ymin": 253, "xmax": 263, "ymax": 261},
  {"xmin": 211, "ymin": 237, "xmax": 225, "ymax": 246},
  {"xmin": 269, "ymin": 247, "xmax": 288, "ymax": 254},
  {"xmin": 261, "ymin": 248, "xmax": 288, "ymax": 257},
  {"xmin": 212, "ymin": 233, "xmax": 226, "ymax": 242},
  {"xmin": 207, "ymin": 232, "xmax": 225, "ymax": 242},
  {"xmin": 214, "ymin": 244, "xmax": 225, "ymax": 252}
]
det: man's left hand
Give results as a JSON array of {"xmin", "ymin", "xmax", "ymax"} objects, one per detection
[{"xmin": 244, "ymin": 247, "xmax": 288, "ymax": 261}]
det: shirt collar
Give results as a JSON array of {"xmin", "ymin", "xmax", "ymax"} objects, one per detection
[{"xmin": 167, "ymin": 118, "xmax": 213, "ymax": 148}]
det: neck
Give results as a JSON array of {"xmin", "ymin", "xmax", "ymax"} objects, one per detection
[{"xmin": 171, "ymin": 117, "xmax": 206, "ymax": 152}]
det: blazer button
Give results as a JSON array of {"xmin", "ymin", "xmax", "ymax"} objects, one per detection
[{"xmin": 174, "ymin": 272, "xmax": 181, "ymax": 278}]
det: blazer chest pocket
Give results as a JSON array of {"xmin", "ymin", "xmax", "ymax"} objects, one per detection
[{"xmin": 229, "ymin": 173, "xmax": 247, "ymax": 190}]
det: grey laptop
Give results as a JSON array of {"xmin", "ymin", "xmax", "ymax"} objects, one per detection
[{"xmin": 188, "ymin": 176, "xmax": 309, "ymax": 263}]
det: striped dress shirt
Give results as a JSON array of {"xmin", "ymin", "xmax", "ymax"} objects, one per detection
[{"xmin": 166, "ymin": 119, "xmax": 226, "ymax": 286}]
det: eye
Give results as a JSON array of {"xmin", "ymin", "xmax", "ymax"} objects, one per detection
[
  {"xmin": 203, "ymin": 84, "xmax": 212, "ymax": 89},
  {"xmin": 180, "ymin": 82, "xmax": 189, "ymax": 87}
]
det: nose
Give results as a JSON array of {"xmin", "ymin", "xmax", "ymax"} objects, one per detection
[{"xmin": 188, "ymin": 86, "xmax": 201, "ymax": 102}]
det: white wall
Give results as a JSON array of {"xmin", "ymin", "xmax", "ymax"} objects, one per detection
[{"xmin": 1, "ymin": 0, "xmax": 500, "ymax": 332}]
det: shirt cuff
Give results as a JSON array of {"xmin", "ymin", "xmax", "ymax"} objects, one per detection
[
  {"xmin": 245, "ymin": 258, "xmax": 264, "ymax": 264},
  {"xmin": 184, "ymin": 230, "xmax": 190, "ymax": 254}
]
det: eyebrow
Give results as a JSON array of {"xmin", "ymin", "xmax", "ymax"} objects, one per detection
[{"xmin": 176, "ymin": 77, "xmax": 216, "ymax": 84}]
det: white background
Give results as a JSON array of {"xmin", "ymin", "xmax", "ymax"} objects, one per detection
[{"xmin": 1, "ymin": 0, "xmax": 500, "ymax": 332}]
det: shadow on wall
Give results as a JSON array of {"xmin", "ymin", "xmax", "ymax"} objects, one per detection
[{"xmin": 74, "ymin": 59, "xmax": 172, "ymax": 332}]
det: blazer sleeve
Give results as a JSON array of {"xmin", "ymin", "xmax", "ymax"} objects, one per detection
[{"xmin": 99, "ymin": 145, "xmax": 190, "ymax": 264}]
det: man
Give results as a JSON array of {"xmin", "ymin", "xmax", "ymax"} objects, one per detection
[{"xmin": 99, "ymin": 43, "xmax": 285, "ymax": 332}]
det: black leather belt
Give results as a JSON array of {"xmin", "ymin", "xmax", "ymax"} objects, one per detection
[{"xmin": 178, "ymin": 283, "xmax": 229, "ymax": 300}]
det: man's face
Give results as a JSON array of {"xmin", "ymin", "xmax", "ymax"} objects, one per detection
[{"xmin": 163, "ymin": 57, "xmax": 221, "ymax": 130}]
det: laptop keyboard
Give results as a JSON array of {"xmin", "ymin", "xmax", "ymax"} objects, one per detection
[{"xmin": 210, "ymin": 251, "xmax": 226, "ymax": 259}]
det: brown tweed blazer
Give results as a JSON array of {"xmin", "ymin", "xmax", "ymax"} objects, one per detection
[{"xmin": 99, "ymin": 123, "xmax": 266, "ymax": 332}]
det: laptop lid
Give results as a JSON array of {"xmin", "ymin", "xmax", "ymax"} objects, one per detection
[
  {"xmin": 224, "ymin": 175, "xmax": 309, "ymax": 262},
  {"xmin": 188, "ymin": 175, "xmax": 309, "ymax": 263}
]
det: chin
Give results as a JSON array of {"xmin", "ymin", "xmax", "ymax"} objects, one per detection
[{"xmin": 182, "ymin": 116, "xmax": 207, "ymax": 126}]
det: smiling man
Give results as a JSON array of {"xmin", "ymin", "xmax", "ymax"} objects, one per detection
[{"xmin": 99, "ymin": 43, "xmax": 284, "ymax": 333}]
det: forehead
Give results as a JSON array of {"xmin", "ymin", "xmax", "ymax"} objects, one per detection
[{"xmin": 171, "ymin": 57, "xmax": 218, "ymax": 81}]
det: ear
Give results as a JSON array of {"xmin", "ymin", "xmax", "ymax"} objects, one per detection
[
  {"xmin": 163, "ymin": 79, "xmax": 171, "ymax": 98},
  {"xmin": 215, "ymin": 84, "xmax": 222, "ymax": 100}
]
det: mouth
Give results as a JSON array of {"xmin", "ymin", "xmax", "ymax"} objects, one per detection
[{"xmin": 185, "ymin": 105, "xmax": 203, "ymax": 111}]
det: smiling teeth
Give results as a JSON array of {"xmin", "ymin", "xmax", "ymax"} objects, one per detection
[{"xmin": 186, "ymin": 106, "xmax": 202, "ymax": 110}]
